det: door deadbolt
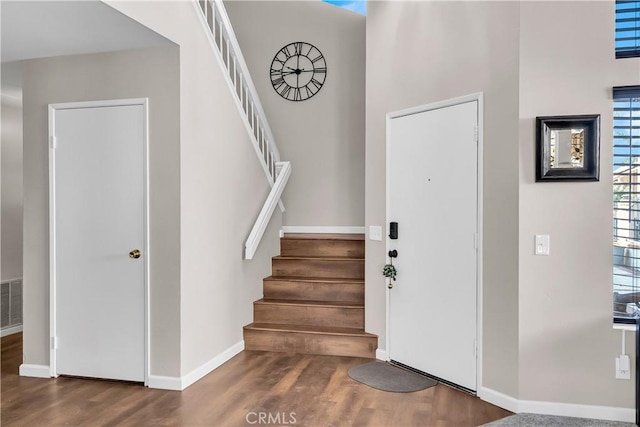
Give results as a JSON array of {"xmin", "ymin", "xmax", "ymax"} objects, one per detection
[{"xmin": 129, "ymin": 249, "xmax": 141, "ymax": 259}]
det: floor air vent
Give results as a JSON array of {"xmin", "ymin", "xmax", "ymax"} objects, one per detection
[{"xmin": 1, "ymin": 279, "xmax": 22, "ymax": 330}]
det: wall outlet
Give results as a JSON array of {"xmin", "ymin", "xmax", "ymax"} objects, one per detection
[
  {"xmin": 534, "ymin": 235, "xmax": 550, "ymax": 255},
  {"xmin": 616, "ymin": 355, "xmax": 631, "ymax": 379},
  {"xmin": 369, "ymin": 226, "xmax": 382, "ymax": 241}
]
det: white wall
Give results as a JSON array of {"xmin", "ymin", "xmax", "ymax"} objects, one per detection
[
  {"xmin": 519, "ymin": 1, "xmax": 640, "ymax": 408},
  {"xmin": 366, "ymin": 1, "xmax": 521, "ymax": 397},
  {"xmin": 104, "ymin": 1, "xmax": 281, "ymax": 378},
  {"xmin": 21, "ymin": 47, "xmax": 182, "ymax": 376},
  {"xmin": 1, "ymin": 83, "xmax": 23, "ymax": 282},
  {"xmin": 225, "ymin": 1, "xmax": 365, "ymax": 227}
]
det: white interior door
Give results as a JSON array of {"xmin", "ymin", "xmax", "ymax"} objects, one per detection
[
  {"xmin": 388, "ymin": 99, "xmax": 478, "ymax": 391},
  {"xmin": 50, "ymin": 100, "xmax": 147, "ymax": 382}
]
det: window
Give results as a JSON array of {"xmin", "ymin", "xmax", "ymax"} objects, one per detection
[
  {"xmin": 616, "ymin": 1, "xmax": 640, "ymax": 58},
  {"xmin": 613, "ymin": 86, "xmax": 640, "ymax": 322},
  {"xmin": 322, "ymin": 0, "xmax": 366, "ymax": 15}
]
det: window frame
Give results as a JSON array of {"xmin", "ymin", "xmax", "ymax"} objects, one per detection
[{"xmin": 613, "ymin": 85, "xmax": 640, "ymax": 324}]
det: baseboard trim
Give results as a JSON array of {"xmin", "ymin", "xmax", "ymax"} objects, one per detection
[
  {"xmin": 478, "ymin": 387, "xmax": 519, "ymax": 413},
  {"xmin": 281, "ymin": 226, "xmax": 366, "ymax": 234},
  {"xmin": 181, "ymin": 340, "xmax": 244, "ymax": 390},
  {"xmin": 19, "ymin": 364, "xmax": 51, "ymax": 378},
  {"xmin": 518, "ymin": 399, "xmax": 635, "ymax": 423},
  {"xmin": 147, "ymin": 375, "xmax": 182, "ymax": 391},
  {"xmin": 148, "ymin": 340, "xmax": 245, "ymax": 391},
  {"xmin": 376, "ymin": 349, "xmax": 389, "ymax": 361},
  {"xmin": 1, "ymin": 324, "xmax": 22, "ymax": 337},
  {"xmin": 479, "ymin": 387, "xmax": 635, "ymax": 423}
]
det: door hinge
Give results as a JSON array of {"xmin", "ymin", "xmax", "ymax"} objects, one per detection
[
  {"xmin": 50, "ymin": 136, "xmax": 57, "ymax": 149},
  {"xmin": 474, "ymin": 126, "xmax": 479, "ymax": 143},
  {"xmin": 51, "ymin": 336, "xmax": 58, "ymax": 350}
]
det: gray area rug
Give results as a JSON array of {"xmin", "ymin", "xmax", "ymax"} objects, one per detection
[
  {"xmin": 484, "ymin": 413, "xmax": 634, "ymax": 426},
  {"xmin": 347, "ymin": 361, "xmax": 437, "ymax": 393}
]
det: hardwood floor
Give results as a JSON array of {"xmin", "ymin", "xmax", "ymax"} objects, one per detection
[{"xmin": 1, "ymin": 333, "xmax": 511, "ymax": 426}]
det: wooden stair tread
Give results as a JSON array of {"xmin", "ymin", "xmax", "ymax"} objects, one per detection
[
  {"xmin": 264, "ymin": 276, "xmax": 363, "ymax": 284},
  {"xmin": 255, "ymin": 298, "xmax": 363, "ymax": 308},
  {"xmin": 283, "ymin": 233, "xmax": 364, "ymax": 241},
  {"xmin": 244, "ymin": 323, "xmax": 376, "ymax": 337},
  {"xmin": 273, "ymin": 255, "xmax": 364, "ymax": 261}
]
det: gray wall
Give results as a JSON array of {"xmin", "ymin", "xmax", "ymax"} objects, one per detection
[
  {"xmin": 104, "ymin": 1, "xmax": 281, "ymax": 376},
  {"xmin": 1, "ymin": 85, "xmax": 23, "ymax": 282},
  {"xmin": 21, "ymin": 47, "xmax": 182, "ymax": 376},
  {"xmin": 518, "ymin": 1, "xmax": 640, "ymax": 407},
  {"xmin": 225, "ymin": 1, "xmax": 365, "ymax": 227},
  {"xmin": 366, "ymin": 1, "xmax": 521, "ymax": 397}
]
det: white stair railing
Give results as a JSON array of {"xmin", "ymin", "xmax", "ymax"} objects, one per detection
[
  {"xmin": 193, "ymin": 0, "xmax": 289, "ymax": 258},
  {"xmin": 244, "ymin": 161, "xmax": 291, "ymax": 259},
  {"xmin": 194, "ymin": 0, "xmax": 282, "ymax": 187}
]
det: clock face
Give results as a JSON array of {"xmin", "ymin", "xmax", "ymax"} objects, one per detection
[{"xmin": 270, "ymin": 42, "xmax": 327, "ymax": 102}]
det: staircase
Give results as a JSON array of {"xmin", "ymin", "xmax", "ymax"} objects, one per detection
[{"xmin": 244, "ymin": 234, "xmax": 377, "ymax": 358}]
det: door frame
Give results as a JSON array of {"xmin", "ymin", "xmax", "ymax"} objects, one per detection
[
  {"xmin": 385, "ymin": 92, "xmax": 484, "ymax": 392},
  {"xmin": 48, "ymin": 98, "xmax": 150, "ymax": 384}
]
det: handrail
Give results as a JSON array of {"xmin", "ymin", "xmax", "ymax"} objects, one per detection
[
  {"xmin": 194, "ymin": 0, "xmax": 282, "ymax": 187},
  {"xmin": 193, "ymin": 0, "xmax": 290, "ymax": 257},
  {"xmin": 245, "ymin": 162, "xmax": 291, "ymax": 259}
]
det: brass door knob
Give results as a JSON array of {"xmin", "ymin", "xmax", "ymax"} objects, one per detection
[{"xmin": 129, "ymin": 249, "xmax": 141, "ymax": 259}]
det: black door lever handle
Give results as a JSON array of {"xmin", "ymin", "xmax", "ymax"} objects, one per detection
[{"xmin": 388, "ymin": 250, "xmax": 398, "ymax": 258}]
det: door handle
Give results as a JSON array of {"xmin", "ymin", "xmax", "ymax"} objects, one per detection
[
  {"xmin": 388, "ymin": 250, "xmax": 398, "ymax": 258},
  {"xmin": 129, "ymin": 249, "xmax": 141, "ymax": 259}
]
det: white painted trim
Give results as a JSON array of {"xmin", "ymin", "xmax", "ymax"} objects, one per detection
[
  {"xmin": 48, "ymin": 98, "xmax": 150, "ymax": 384},
  {"xmin": 281, "ymin": 226, "xmax": 366, "ymax": 234},
  {"xmin": 245, "ymin": 162, "xmax": 291, "ymax": 260},
  {"xmin": 192, "ymin": 1, "xmax": 285, "ymax": 213},
  {"xmin": 1, "ymin": 325, "xmax": 22, "ymax": 337},
  {"xmin": 181, "ymin": 340, "xmax": 245, "ymax": 389},
  {"xmin": 375, "ymin": 349, "xmax": 389, "ymax": 361},
  {"xmin": 476, "ymin": 93, "xmax": 485, "ymax": 393},
  {"xmin": 147, "ymin": 375, "xmax": 183, "ymax": 391},
  {"xmin": 478, "ymin": 387, "xmax": 519, "ymax": 414},
  {"xmin": 385, "ymin": 93, "xmax": 484, "ymax": 393},
  {"xmin": 478, "ymin": 387, "xmax": 634, "ymax": 423},
  {"xmin": 148, "ymin": 340, "xmax": 245, "ymax": 391},
  {"xmin": 519, "ymin": 399, "xmax": 635, "ymax": 423},
  {"xmin": 19, "ymin": 364, "xmax": 52, "ymax": 378},
  {"xmin": 613, "ymin": 323, "xmax": 636, "ymax": 332}
]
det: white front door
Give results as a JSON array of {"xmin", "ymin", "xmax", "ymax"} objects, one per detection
[
  {"xmin": 50, "ymin": 99, "xmax": 147, "ymax": 382},
  {"xmin": 388, "ymin": 99, "xmax": 479, "ymax": 391}
]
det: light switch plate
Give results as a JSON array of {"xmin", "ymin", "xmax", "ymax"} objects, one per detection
[
  {"xmin": 369, "ymin": 226, "xmax": 382, "ymax": 241},
  {"xmin": 535, "ymin": 235, "xmax": 550, "ymax": 255}
]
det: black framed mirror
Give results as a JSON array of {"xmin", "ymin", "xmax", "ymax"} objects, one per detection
[{"xmin": 535, "ymin": 114, "xmax": 600, "ymax": 182}]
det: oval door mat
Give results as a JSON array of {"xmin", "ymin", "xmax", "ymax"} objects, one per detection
[{"xmin": 348, "ymin": 361, "xmax": 437, "ymax": 393}]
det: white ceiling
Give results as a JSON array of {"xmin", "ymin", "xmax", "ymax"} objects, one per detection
[{"xmin": 1, "ymin": 1, "xmax": 174, "ymax": 64}]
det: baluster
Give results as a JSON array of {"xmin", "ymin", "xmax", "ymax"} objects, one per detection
[
  {"xmin": 206, "ymin": 1, "xmax": 213, "ymax": 32},
  {"xmin": 211, "ymin": 4, "xmax": 216, "ymax": 37},
  {"xmin": 233, "ymin": 56, "xmax": 237, "ymax": 89},
  {"xmin": 250, "ymin": 102, "xmax": 255, "ymax": 133},
  {"xmin": 226, "ymin": 39, "xmax": 230, "ymax": 70}
]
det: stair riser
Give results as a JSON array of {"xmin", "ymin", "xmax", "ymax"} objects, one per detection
[
  {"xmin": 244, "ymin": 329, "xmax": 376, "ymax": 358},
  {"xmin": 264, "ymin": 280, "xmax": 364, "ymax": 303},
  {"xmin": 272, "ymin": 259, "xmax": 364, "ymax": 279},
  {"xmin": 281, "ymin": 239, "xmax": 364, "ymax": 258},
  {"xmin": 254, "ymin": 304, "xmax": 364, "ymax": 329}
]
